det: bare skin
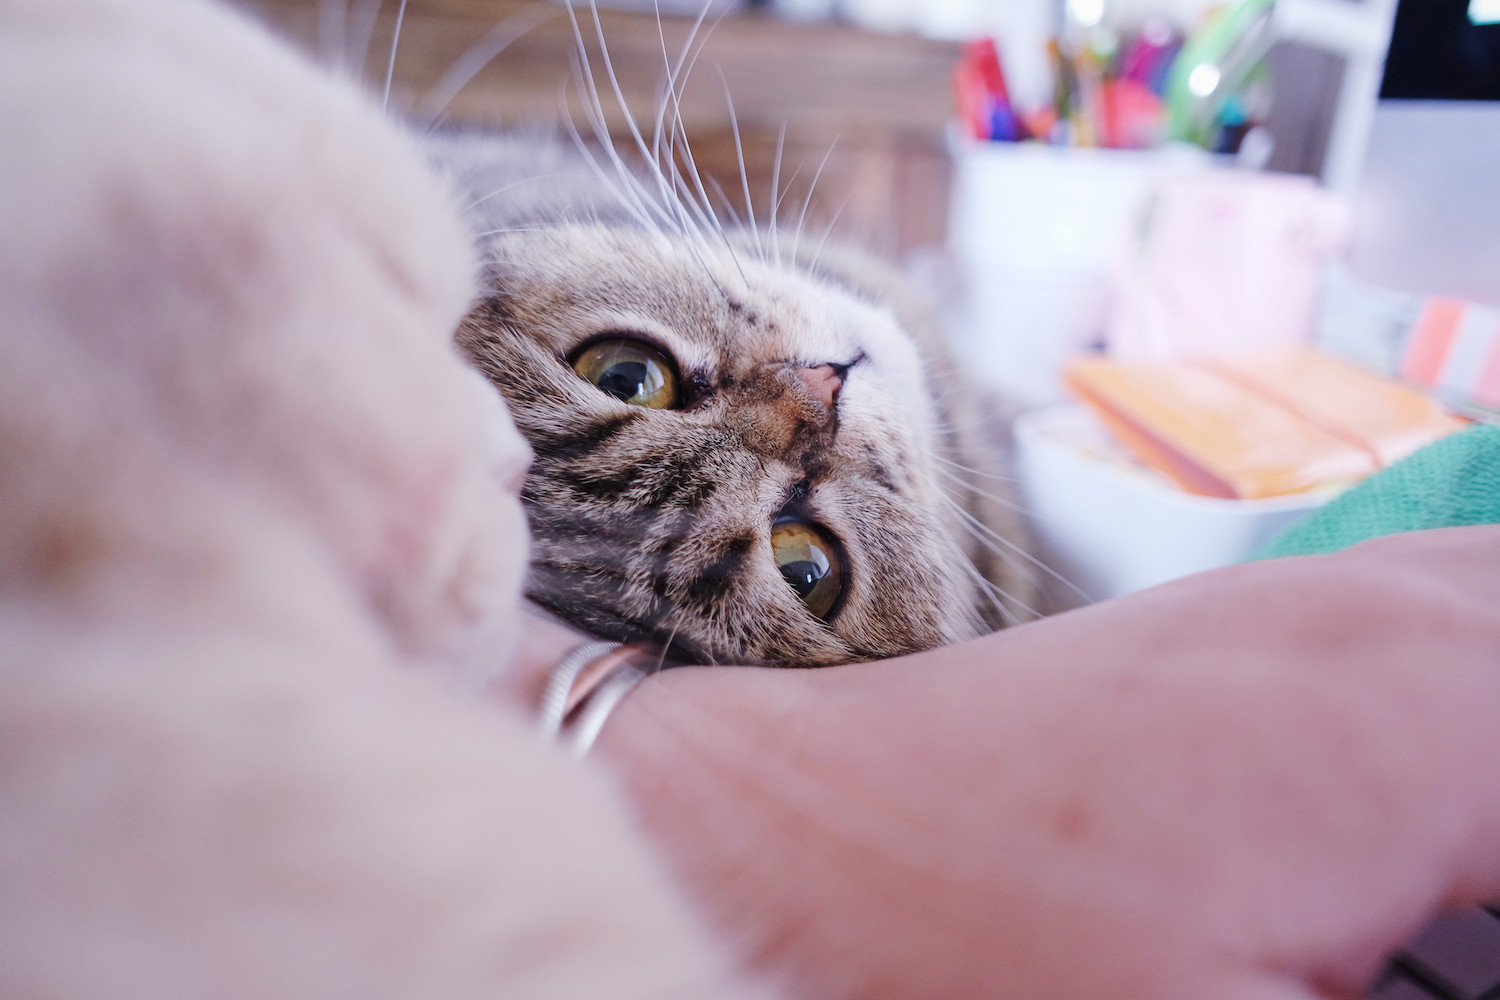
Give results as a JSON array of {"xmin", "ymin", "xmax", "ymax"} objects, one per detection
[{"xmin": 509, "ymin": 525, "xmax": 1500, "ymax": 1000}]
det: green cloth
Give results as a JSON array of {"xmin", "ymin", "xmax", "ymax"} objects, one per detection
[{"xmin": 1252, "ymin": 425, "xmax": 1500, "ymax": 560}]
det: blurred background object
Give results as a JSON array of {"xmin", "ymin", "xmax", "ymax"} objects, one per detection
[
  {"xmin": 1350, "ymin": 0, "xmax": 1500, "ymax": 306},
  {"xmin": 239, "ymin": 0, "xmax": 963, "ymax": 256},
  {"xmin": 235, "ymin": 0, "xmax": 1397, "ymax": 257}
]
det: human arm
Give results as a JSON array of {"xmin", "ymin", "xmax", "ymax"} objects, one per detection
[{"xmin": 590, "ymin": 525, "xmax": 1500, "ymax": 1000}]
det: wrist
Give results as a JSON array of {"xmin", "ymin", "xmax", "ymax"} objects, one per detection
[
  {"xmin": 593, "ymin": 663, "xmax": 893, "ymax": 996},
  {"xmin": 492, "ymin": 601, "xmax": 601, "ymax": 710}
]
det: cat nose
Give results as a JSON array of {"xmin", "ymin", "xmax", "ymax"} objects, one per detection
[{"xmin": 794, "ymin": 363, "xmax": 846, "ymax": 412}]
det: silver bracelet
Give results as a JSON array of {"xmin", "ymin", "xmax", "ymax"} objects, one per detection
[{"xmin": 538, "ymin": 641, "xmax": 653, "ymax": 757}]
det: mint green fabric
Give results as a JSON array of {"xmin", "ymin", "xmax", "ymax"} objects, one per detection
[{"xmin": 1251, "ymin": 425, "xmax": 1500, "ymax": 560}]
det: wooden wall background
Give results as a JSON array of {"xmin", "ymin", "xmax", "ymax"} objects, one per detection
[{"xmin": 234, "ymin": 0, "xmax": 961, "ymax": 256}]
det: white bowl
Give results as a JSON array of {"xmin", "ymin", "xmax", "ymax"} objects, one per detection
[{"xmin": 1015, "ymin": 405, "xmax": 1328, "ymax": 602}]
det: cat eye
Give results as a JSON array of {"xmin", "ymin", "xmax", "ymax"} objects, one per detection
[
  {"xmin": 770, "ymin": 517, "xmax": 844, "ymax": 621},
  {"xmin": 570, "ymin": 337, "xmax": 680, "ymax": 409}
]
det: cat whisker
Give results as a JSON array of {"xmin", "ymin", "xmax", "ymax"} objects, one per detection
[
  {"xmin": 661, "ymin": 119, "xmax": 700, "ymax": 242},
  {"xmin": 644, "ymin": 1, "xmax": 707, "ymax": 235},
  {"xmin": 380, "ymin": 0, "xmax": 409, "ymax": 113},
  {"xmin": 770, "ymin": 163, "xmax": 807, "ymax": 271},
  {"xmin": 580, "ymin": 2, "xmax": 654, "ymax": 166},
  {"xmin": 670, "ymin": 117, "xmax": 750, "ymax": 288},
  {"xmin": 717, "ymin": 67, "xmax": 759, "ymax": 254},
  {"xmin": 649, "ymin": 0, "xmax": 720, "ymax": 181},
  {"xmin": 314, "ymin": 0, "xmax": 384, "ymax": 81},
  {"xmin": 652, "ymin": 129, "xmax": 731, "ymax": 291},
  {"xmin": 577, "ymin": 0, "xmax": 691, "ymax": 241},
  {"xmin": 959, "ymin": 542, "xmax": 1042, "ymax": 626},
  {"xmin": 648, "ymin": 108, "xmax": 732, "ymax": 289},
  {"xmin": 807, "ymin": 192, "xmax": 852, "ymax": 272},
  {"xmin": 704, "ymin": 175, "xmax": 744, "ymax": 229},
  {"xmin": 939, "ymin": 490, "xmax": 1091, "ymax": 605},
  {"xmin": 648, "ymin": 17, "xmax": 683, "ymax": 226},
  {"xmin": 561, "ymin": 15, "xmax": 674, "ymax": 235},
  {"xmin": 767, "ymin": 123, "xmax": 786, "ymax": 266},
  {"xmin": 929, "ymin": 411, "xmax": 1027, "ymax": 443},
  {"xmin": 561, "ymin": 56, "xmax": 669, "ymax": 235},
  {"xmin": 474, "ymin": 226, "xmax": 560, "ymax": 237},
  {"xmin": 769, "ymin": 158, "xmax": 803, "ymax": 263},
  {"xmin": 671, "ymin": 32, "xmax": 734, "ymax": 241},
  {"xmin": 791, "ymin": 136, "xmax": 838, "ymax": 267},
  {"xmin": 416, "ymin": 4, "xmax": 559, "ymax": 125},
  {"xmin": 616, "ymin": 7, "xmax": 740, "ymax": 289},
  {"xmin": 942, "ymin": 491, "xmax": 1036, "ymax": 568},
  {"xmin": 933, "ymin": 464, "xmax": 1029, "ymax": 513},
  {"xmin": 936, "ymin": 464, "xmax": 1095, "ymax": 606},
  {"xmin": 671, "ymin": 110, "xmax": 724, "ymax": 235},
  {"xmin": 652, "ymin": 622, "xmax": 682, "ymax": 674},
  {"xmin": 559, "ymin": 1, "xmax": 744, "ymax": 290},
  {"xmin": 664, "ymin": 118, "xmax": 719, "ymax": 246},
  {"xmin": 953, "ymin": 552, "xmax": 1026, "ymax": 627},
  {"xmin": 933, "ymin": 452, "xmax": 1022, "ymax": 484},
  {"xmin": 651, "ymin": 8, "xmax": 750, "ymax": 287}
]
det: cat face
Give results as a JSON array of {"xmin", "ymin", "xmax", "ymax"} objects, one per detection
[{"xmin": 459, "ymin": 222, "xmax": 997, "ymax": 665}]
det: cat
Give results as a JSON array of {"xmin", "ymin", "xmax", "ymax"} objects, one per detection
[
  {"xmin": 428, "ymin": 20, "xmax": 1040, "ymax": 666},
  {"xmin": 3, "ymin": 0, "xmax": 763, "ymax": 997}
]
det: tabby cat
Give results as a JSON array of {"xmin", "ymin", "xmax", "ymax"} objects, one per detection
[{"xmin": 432, "ymin": 37, "xmax": 1036, "ymax": 666}]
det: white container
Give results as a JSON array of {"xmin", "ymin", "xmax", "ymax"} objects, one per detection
[
  {"xmin": 947, "ymin": 140, "xmax": 1216, "ymax": 406},
  {"xmin": 1015, "ymin": 406, "xmax": 1327, "ymax": 601}
]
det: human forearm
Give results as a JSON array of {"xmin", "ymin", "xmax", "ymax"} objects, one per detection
[{"xmin": 597, "ymin": 527, "xmax": 1500, "ymax": 1000}]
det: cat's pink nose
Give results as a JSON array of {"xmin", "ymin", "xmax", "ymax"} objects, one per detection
[{"xmin": 795, "ymin": 363, "xmax": 845, "ymax": 412}]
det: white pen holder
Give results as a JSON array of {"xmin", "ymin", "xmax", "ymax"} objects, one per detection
[{"xmin": 946, "ymin": 138, "xmax": 1216, "ymax": 406}]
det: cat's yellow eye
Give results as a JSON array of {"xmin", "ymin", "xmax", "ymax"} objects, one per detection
[
  {"xmin": 770, "ymin": 517, "xmax": 844, "ymax": 621},
  {"xmin": 570, "ymin": 337, "xmax": 679, "ymax": 409}
]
